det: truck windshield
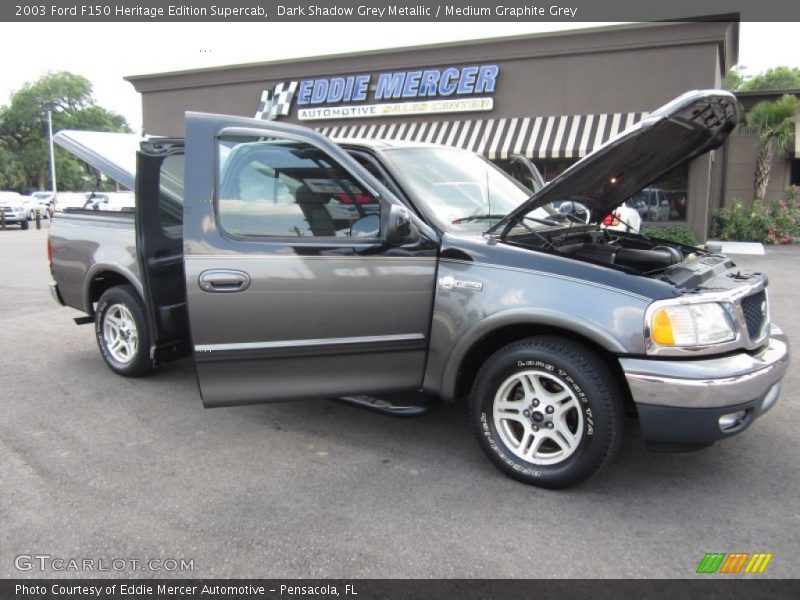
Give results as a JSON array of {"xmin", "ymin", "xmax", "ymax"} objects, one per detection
[{"xmin": 381, "ymin": 147, "xmax": 543, "ymax": 231}]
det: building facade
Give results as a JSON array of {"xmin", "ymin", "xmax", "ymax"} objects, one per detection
[
  {"xmin": 717, "ymin": 89, "xmax": 800, "ymax": 211},
  {"xmin": 127, "ymin": 21, "xmax": 743, "ymax": 241}
]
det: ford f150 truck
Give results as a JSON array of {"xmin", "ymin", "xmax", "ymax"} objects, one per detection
[{"xmin": 48, "ymin": 91, "xmax": 790, "ymax": 489}]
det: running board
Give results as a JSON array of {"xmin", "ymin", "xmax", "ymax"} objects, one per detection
[{"xmin": 333, "ymin": 394, "xmax": 441, "ymax": 418}]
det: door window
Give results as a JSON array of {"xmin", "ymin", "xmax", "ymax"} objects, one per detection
[{"xmin": 217, "ymin": 135, "xmax": 381, "ymax": 238}]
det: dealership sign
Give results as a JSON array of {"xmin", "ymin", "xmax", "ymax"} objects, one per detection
[{"xmin": 255, "ymin": 65, "xmax": 498, "ymax": 121}]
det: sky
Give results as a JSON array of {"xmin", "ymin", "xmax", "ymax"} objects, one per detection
[{"xmin": 0, "ymin": 21, "xmax": 798, "ymax": 133}]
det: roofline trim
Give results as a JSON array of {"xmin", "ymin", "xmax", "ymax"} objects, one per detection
[{"xmin": 126, "ymin": 20, "xmax": 738, "ymax": 93}]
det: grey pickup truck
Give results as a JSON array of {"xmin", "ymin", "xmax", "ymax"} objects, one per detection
[{"xmin": 49, "ymin": 90, "xmax": 790, "ymax": 489}]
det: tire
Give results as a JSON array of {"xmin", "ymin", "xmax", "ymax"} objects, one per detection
[
  {"xmin": 95, "ymin": 285, "xmax": 154, "ymax": 377},
  {"xmin": 20, "ymin": 219, "xmax": 29, "ymax": 230},
  {"xmin": 469, "ymin": 336, "xmax": 623, "ymax": 489}
]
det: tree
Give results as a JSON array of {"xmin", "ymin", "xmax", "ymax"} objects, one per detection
[
  {"xmin": 741, "ymin": 66, "xmax": 800, "ymax": 92},
  {"xmin": 723, "ymin": 65, "xmax": 747, "ymax": 91},
  {"xmin": 0, "ymin": 71, "xmax": 130, "ymax": 192},
  {"xmin": 743, "ymin": 94, "xmax": 800, "ymax": 204},
  {"xmin": 723, "ymin": 66, "xmax": 800, "ymax": 92}
]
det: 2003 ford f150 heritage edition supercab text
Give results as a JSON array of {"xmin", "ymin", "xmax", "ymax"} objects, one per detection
[{"xmin": 48, "ymin": 91, "xmax": 790, "ymax": 488}]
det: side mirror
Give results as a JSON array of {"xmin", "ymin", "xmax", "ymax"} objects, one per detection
[
  {"xmin": 385, "ymin": 204, "xmax": 417, "ymax": 246},
  {"xmin": 350, "ymin": 214, "xmax": 381, "ymax": 238}
]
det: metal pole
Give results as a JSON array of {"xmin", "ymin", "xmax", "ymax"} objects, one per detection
[{"xmin": 47, "ymin": 110, "xmax": 57, "ymax": 195}]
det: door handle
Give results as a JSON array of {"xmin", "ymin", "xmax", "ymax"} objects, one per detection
[{"xmin": 198, "ymin": 269, "xmax": 251, "ymax": 293}]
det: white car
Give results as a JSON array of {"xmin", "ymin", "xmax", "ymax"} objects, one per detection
[
  {"xmin": 82, "ymin": 191, "xmax": 135, "ymax": 211},
  {"xmin": 31, "ymin": 191, "xmax": 55, "ymax": 216},
  {"xmin": 0, "ymin": 191, "xmax": 31, "ymax": 229},
  {"xmin": 52, "ymin": 192, "xmax": 93, "ymax": 213},
  {"xmin": 20, "ymin": 195, "xmax": 51, "ymax": 220}
]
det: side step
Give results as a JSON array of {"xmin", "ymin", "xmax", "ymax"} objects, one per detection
[{"xmin": 333, "ymin": 394, "xmax": 441, "ymax": 418}]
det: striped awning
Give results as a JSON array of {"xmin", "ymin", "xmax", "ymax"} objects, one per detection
[{"xmin": 318, "ymin": 112, "xmax": 648, "ymax": 161}]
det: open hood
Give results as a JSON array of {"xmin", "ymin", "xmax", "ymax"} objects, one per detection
[
  {"xmin": 488, "ymin": 90, "xmax": 739, "ymax": 236},
  {"xmin": 53, "ymin": 130, "xmax": 143, "ymax": 191}
]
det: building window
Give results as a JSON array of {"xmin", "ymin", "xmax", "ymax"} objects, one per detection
[{"xmin": 624, "ymin": 162, "xmax": 690, "ymax": 222}]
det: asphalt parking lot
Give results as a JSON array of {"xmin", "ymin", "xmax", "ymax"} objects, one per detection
[{"xmin": 1, "ymin": 224, "xmax": 798, "ymax": 579}]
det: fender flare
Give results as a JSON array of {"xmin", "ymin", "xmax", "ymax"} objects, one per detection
[
  {"xmin": 82, "ymin": 262, "xmax": 144, "ymax": 314},
  {"xmin": 439, "ymin": 308, "xmax": 630, "ymax": 401}
]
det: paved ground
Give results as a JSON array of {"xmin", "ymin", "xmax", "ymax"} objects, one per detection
[{"xmin": 1, "ymin": 225, "xmax": 798, "ymax": 579}]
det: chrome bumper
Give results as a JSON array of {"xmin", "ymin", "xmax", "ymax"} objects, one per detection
[
  {"xmin": 49, "ymin": 281, "xmax": 65, "ymax": 307},
  {"xmin": 620, "ymin": 328, "xmax": 790, "ymax": 410}
]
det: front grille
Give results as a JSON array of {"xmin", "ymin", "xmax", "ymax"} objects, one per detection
[{"xmin": 741, "ymin": 290, "xmax": 767, "ymax": 340}]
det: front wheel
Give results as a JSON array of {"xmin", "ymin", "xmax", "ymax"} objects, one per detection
[
  {"xmin": 20, "ymin": 219, "xmax": 29, "ymax": 230},
  {"xmin": 469, "ymin": 336, "xmax": 623, "ymax": 489},
  {"xmin": 95, "ymin": 285, "xmax": 154, "ymax": 377}
]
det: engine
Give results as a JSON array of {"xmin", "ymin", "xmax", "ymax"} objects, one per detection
[{"xmin": 509, "ymin": 227, "xmax": 693, "ymax": 275}]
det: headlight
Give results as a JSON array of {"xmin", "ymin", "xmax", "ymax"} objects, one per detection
[{"xmin": 649, "ymin": 302, "xmax": 736, "ymax": 347}]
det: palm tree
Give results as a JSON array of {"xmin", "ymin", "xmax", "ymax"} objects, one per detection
[{"xmin": 744, "ymin": 94, "xmax": 800, "ymax": 204}]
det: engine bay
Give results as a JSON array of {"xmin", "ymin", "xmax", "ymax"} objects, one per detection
[{"xmin": 506, "ymin": 226, "xmax": 759, "ymax": 292}]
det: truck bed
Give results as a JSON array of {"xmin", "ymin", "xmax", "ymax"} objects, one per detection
[{"xmin": 49, "ymin": 210, "xmax": 140, "ymax": 314}]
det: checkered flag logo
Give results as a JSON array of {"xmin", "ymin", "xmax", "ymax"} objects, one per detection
[{"xmin": 255, "ymin": 81, "xmax": 299, "ymax": 120}]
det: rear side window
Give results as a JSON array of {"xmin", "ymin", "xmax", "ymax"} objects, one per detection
[
  {"xmin": 159, "ymin": 153, "xmax": 185, "ymax": 237},
  {"xmin": 216, "ymin": 135, "xmax": 381, "ymax": 239}
]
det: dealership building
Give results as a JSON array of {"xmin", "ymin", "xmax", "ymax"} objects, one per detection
[{"xmin": 127, "ymin": 20, "xmax": 798, "ymax": 241}]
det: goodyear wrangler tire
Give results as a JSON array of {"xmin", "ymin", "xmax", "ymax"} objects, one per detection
[
  {"xmin": 469, "ymin": 336, "xmax": 623, "ymax": 489},
  {"xmin": 95, "ymin": 285, "xmax": 154, "ymax": 377}
]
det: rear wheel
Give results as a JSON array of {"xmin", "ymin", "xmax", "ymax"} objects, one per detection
[
  {"xmin": 95, "ymin": 285, "xmax": 154, "ymax": 377},
  {"xmin": 469, "ymin": 336, "xmax": 623, "ymax": 489}
]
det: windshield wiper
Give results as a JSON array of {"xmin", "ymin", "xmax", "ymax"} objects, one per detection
[
  {"xmin": 455, "ymin": 213, "xmax": 562, "ymax": 227},
  {"xmin": 451, "ymin": 213, "xmax": 507, "ymax": 224}
]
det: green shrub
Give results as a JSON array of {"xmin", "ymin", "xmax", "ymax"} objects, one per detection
[
  {"xmin": 712, "ymin": 188, "xmax": 800, "ymax": 244},
  {"xmin": 642, "ymin": 225, "xmax": 698, "ymax": 247}
]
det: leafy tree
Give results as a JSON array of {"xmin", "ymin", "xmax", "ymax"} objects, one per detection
[
  {"xmin": 743, "ymin": 94, "xmax": 800, "ymax": 204},
  {"xmin": 0, "ymin": 71, "xmax": 130, "ymax": 192},
  {"xmin": 723, "ymin": 66, "xmax": 800, "ymax": 92},
  {"xmin": 741, "ymin": 66, "xmax": 800, "ymax": 92},
  {"xmin": 723, "ymin": 65, "xmax": 747, "ymax": 91}
]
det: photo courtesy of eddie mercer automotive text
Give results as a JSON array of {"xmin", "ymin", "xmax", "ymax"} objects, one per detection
[{"xmin": 48, "ymin": 87, "xmax": 790, "ymax": 490}]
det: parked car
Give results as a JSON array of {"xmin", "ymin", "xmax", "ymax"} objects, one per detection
[
  {"xmin": 83, "ymin": 191, "xmax": 135, "ymax": 212},
  {"xmin": 20, "ymin": 195, "xmax": 51, "ymax": 220},
  {"xmin": 48, "ymin": 91, "xmax": 789, "ymax": 489},
  {"xmin": 31, "ymin": 191, "xmax": 55, "ymax": 211},
  {"xmin": 0, "ymin": 191, "xmax": 30, "ymax": 229},
  {"xmin": 629, "ymin": 187, "xmax": 671, "ymax": 222},
  {"xmin": 52, "ymin": 192, "xmax": 92, "ymax": 214}
]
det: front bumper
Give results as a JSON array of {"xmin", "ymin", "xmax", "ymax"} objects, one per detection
[
  {"xmin": 620, "ymin": 328, "xmax": 790, "ymax": 448},
  {"xmin": 1, "ymin": 211, "xmax": 27, "ymax": 223}
]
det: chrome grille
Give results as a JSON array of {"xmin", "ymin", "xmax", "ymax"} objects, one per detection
[{"xmin": 741, "ymin": 290, "xmax": 767, "ymax": 340}]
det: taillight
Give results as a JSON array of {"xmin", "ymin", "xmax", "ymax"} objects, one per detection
[{"xmin": 603, "ymin": 214, "xmax": 620, "ymax": 226}]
